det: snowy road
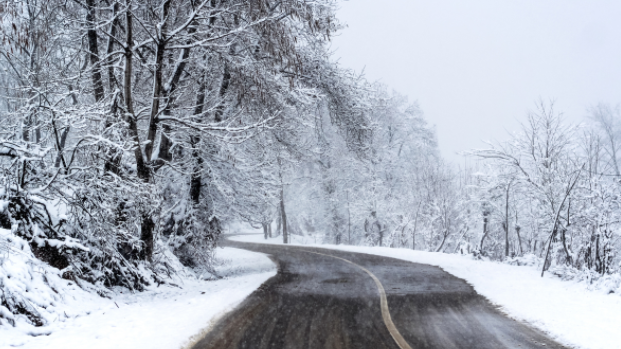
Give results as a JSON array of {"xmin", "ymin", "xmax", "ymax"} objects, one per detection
[{"xmin": 192, "ymin": 239, "xmax": 567, "ymax": 349}]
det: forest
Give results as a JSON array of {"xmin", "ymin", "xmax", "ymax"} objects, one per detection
[{"xmin": 1, "ymin": 0, "xmax": 620, "ymax": 327}]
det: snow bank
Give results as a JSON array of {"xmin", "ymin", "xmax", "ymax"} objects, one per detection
[
  {"xmin": 233, "ymin": 231, "xmax": 621, "ymax": 349},
  {"xmin": 0, "ymin": 239, "xmax": 276, "ymax": 349}
]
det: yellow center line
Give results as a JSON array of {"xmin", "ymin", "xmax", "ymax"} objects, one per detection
[{"xmin": 302, "ymin": 250, "xmax": 413, "ymax": 349}]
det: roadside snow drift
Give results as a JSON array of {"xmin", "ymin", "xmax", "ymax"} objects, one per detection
[
  {"xmin": 234, "ymin": 232, "xmax": 621, "ymax": 349},
  {"xmin": 0, "ymin": 238, "xmax": 276, "ymax": 349}
]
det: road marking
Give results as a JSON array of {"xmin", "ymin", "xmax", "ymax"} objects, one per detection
[{"xmin": 303, "ymin": 250, "xmax": 413, "ymax": 349}]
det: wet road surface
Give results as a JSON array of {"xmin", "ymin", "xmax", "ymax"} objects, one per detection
[{"xmin": 192, "ymin": 239, "xmax": 568, "ymax": 349}]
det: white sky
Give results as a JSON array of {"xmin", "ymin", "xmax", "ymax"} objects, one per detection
[{"xmin": 332, "ymin": 0, "xmax": 621, "ymax": 162}]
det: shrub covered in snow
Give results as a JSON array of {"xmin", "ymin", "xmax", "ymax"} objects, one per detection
[{"xmin": 0, "ymin": 228, "xmax": 73, "ymax": 327}]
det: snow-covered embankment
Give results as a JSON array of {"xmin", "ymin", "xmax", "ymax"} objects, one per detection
[{"xmin": 0, "ymin": 232, "xmax": 276, "ymax": 349}]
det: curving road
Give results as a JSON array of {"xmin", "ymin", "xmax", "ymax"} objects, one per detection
[{"xmin": 192, "ymin": 239, "xmax": 568, "ymax": 349}]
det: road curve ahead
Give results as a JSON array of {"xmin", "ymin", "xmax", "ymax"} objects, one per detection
[{"xmin": 192, "ymin": 239, "xmax": 567, "ymax": 349}]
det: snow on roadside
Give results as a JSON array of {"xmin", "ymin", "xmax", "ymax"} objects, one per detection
[
  {"xmin": 233, "ymin": 232, "xmax": 621, "ymax": 349},
  {"xmin": 0, "ymin": 245, "xmax": 276, "ymax": 349}
]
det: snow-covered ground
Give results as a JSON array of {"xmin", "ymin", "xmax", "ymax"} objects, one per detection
[
  {"xmin": 0, "ymin": 241, "xmax": 276, "ymax": 349},
  {"xmin": 233, "ymin": 231, "xmax": 621, "ymax": 349}
]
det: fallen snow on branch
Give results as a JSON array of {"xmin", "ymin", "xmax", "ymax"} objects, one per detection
[
  {"xmin": 0, "ymin": 232, "xmax": 276, "ymax": 349},
  {"xmin": 233, "ymin": 231, "xmax": 621, "ymax": 349}
]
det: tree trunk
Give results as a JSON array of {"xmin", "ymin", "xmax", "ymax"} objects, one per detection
[
  {"xmin": 54, "ymin": 84, "xmax": 79, "ymax": 169},
  {"xmin": 86, "ymin": 0, "xmax": 104, "ymax": 102},
  {"xmin": 189, "ymin": 153, "xmax": 202, "ymax": 204},
  {"xmin": 189, "ymin": 74, "xmax": 208, "ymax": 204},
  {"xmin": 144, "ymin": 0, "xmax": 171, "ymax": 162},
  {"xmin": 595, "ymin": 234, "xmax": 601, "ymax": 273},
  {"xmin": 436, "ymin": 230, "xmax": 448, "ymax": 252},
  {"xmin": 140, "ymin": 214, "xmax": 155, "ymax": 262},
  {"xmin": 52, "ymin": 119, "xmax": 68, "ymax": 169},
  {"xmin": 347, "ymin": 191, "xmax": 351, "ymax": 244},
  {"xmin": 99, "ymin": 4, "xmax": 123, "ymax": 175},
  {"xmin": 106, "ymin": 2, "xmax": 119, "ymax": 91},
  {"xmin": 541, "ymin": 229, "xmax": 557, "ymax": 276},
  {"xmin": 214, "ymin": 61, "xmax": 231, "ymax": 122},
  {"xmin": 586, "ymin": 225, "xmax": 597, "ymax": 270},
  {"xmin": 561, "ymin": 229, "xmax": 572, "ymax": 265},
  {"xmin": 400, "ymin": 224, "xmax": 408, "ymax": 248},
  {"xmin": 280, "ymin": 186, "xmax": 288, "ymax": 244},
  {"xmin": 412, "ymin": 203, "xmax": 421, "ymax": 250},
  {"xmin": 504, "ymin": 183, "xmax": 511, "ymax": 257},
  {"xmin": 515, "ymin": 226, "xmax": 523, "ymax": 255},
  {"xmin": 124, "ymin": 2, "xmax": 152, "ymax": 261},
  {"xmin": 155, "ymin": 22, "xmax": 203, "ymax": 165},
  {"xmin": 479, "ymin": 214, "xmax": 489, "ymax": 251},
  {"xmin": 262, "ymin": 223, "xmax": 268, "ymax": 240},
  {"xmin": 124, "ymin": 6, "xmax": 148, "ymax": 182}
]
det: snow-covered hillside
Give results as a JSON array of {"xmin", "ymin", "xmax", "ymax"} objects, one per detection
[
  {"xmin": 233, "ymin": 231, "xmax": 621, "ymax": 349},
  {"xmin": 0, "ymin": 230, "xmax": 276, "ymax": 349}
]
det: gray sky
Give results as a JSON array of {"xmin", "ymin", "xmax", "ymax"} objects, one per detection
[{"xmin": 332, "ymin": 0, "xmax": 621, "ymax": 162}]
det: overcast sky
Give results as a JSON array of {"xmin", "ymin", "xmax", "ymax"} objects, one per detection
[{"xmin": 331, "ymin": 0, "xmax": 621, "ymax": 162}]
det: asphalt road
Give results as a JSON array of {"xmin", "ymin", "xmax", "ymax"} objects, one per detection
[{"xmin": 192, "ymin": 239, "xmax": 567, "ymax": 349}]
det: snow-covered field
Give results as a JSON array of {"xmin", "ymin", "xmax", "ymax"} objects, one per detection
[
  {"xmin": 0, "ymin": 243, "xmax": 276, "ymax": 349},
  {"xmin": 233, "ymin": 232, "xmax": 621, "ymax": 349}
]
